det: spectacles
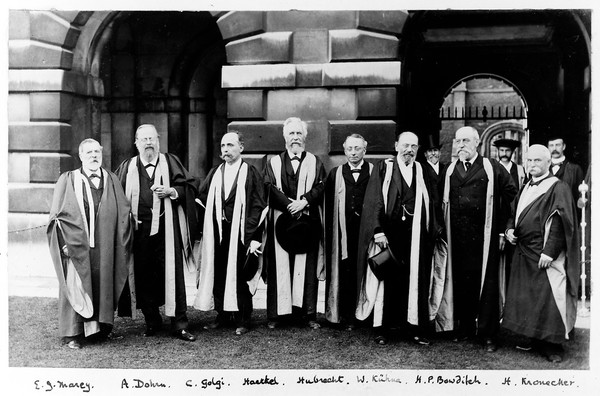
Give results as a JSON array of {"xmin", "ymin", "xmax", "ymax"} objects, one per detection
[{"xmin": 399, "ymin": 144, "xmax": 419, "ymax": 150}]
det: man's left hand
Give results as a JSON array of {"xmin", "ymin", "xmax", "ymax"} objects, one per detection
[
  {"xmin": 248, "ymin": 240, "xmax": 262, "ymax": 256},
  {"xmin": 538, "ymin": 253, "xmax": 553, "ymax": 269},
  {"xmin": 287, "ymin": 198, "xmax": 308, "ymax": 215}
]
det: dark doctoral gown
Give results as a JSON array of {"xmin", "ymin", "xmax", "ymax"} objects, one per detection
[
  {"xmin": 420, "ymin": 160, "xmax": 448, "ymax": 221},
  {"xmin": 262, "ymin": 151, "xmax": 326, "ymax": 320},
  {"xmin": 502, "ymin": 178, "xmax": 579, "ymax": 344},
  {"xmin": 47, "ymin": 168, "xmax": 134, "ymax": 337},
  {"xmin": 356, "ymin": 159, "xmax": 438, "ymax": 330},
  {"xmin": 324, "ymin": 161, "xmax": 372, "ymax": 324},
  {"xmin": 440, "ymin": 156, "xmax": 517, "ymax": 336},
  {"xmin": 194, "ymin": 161, "xmax": 267, "ymax": 325},
  {"xmin": 115, "ymin": 153, "xmax": 198, "ymax": 322},
  {"xmin": 551, "ymin": 160, "xmax": 584, "ymax": 202}
]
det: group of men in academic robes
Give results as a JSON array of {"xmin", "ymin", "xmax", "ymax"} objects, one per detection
[{"xmin": 47, "ymin": 118, "xmax": 582, "ymax": 363}]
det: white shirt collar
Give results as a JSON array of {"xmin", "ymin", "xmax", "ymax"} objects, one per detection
[
  {"xmin": 348, "ymin": 160, "xmax": 364, "ymax": 170},
  {"xmin": 224, "ymin": 158, "xmax": 242, "ymax": 170},
  {"xmin": 551, "ymin": 156, "xmax": 566, "ymax": 165},
  {"xmin": 396, "ymin": 157, "xmax": 414, "ymax": 169},
  {"xmin": 500, "ymin": 161, "xmax": 513, "ymax": 172},
  {"xmin": 140, "ymin": 156, "xmax": 158, "ymax": 167},
  {"xmin": 531, "ymin": 171, "xmax": 550, "ymax": 183},
  {"xmin": 287, "ymin": 150, "xmax": 303, "ymax": 160},
  {"xmin": 466, "ymin": 153, "xmax": 478, "ymax": 164},
  {"xmin": 427, "ymin": 160, "xmax": 439, "ymax": 169},
  {"xmin": 83, "ymin": 168, "xmax": 101, "ymax": 177}
]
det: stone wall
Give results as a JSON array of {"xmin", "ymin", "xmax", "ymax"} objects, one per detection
[{"xmin": 218, "ymin": 10, "xmax": 407, "ymax": 171}]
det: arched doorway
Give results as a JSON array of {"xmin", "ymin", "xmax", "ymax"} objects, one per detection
[
  {"xmin": 92, "ymin": 11, "xmax": 226, "ymax": 179},
  {"xmin": 438, "ymin": 74, "xmax": 528, "ymax": 163}
]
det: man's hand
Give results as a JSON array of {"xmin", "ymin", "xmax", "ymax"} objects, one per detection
[
  {"xmin": 374, "ymin": 234, "xmax": 388, "ymax": 249},
  {"xmin": 287, "ymin": 198, "xmax": 308, "ymax": 216},
  {"xmin": 248, "ymin": 240, "xmax": 262, "ymax": 256},
  {"xmin": 538, "ymin": 253, "xmax": 553, "ymax": 269},
  {"xmin": 505, "ymin": 229, "xmax": 518, "ymax": 245},
  {"xmin": 152, "ymin": 184, "xmax": 176, "ymax": 199}
]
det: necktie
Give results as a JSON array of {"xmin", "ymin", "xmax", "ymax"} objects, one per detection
[
  {"xmin": 89, "ymin": 173, "xmax": 100, "ymax": 188},
  {"xmin": 529, "ymin": 179, "xmax": 543, "ymax": 187},
  {"xmin": 145, "ymin": 162, "xmax": 156, "ymax": 177},
  {"xmin": 351, "ymin": 169, "xmax": 361, "ymax": 173},
  {"xmin": 290, "ymin": 156, "xmax": 300, "ymax": 172},
  {"xmin": 464, "ymin": 161, "xmax": 471, "ymax": 172}
]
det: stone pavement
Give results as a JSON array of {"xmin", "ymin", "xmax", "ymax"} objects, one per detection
[{"xmin": 6, "ymin": 212, "xmax": 591, "ymax": 329}]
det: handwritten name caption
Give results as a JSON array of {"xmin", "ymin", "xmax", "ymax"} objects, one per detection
[{"xmin": 34, "ymin": 380, "xmax": 92, "ymax": 393}]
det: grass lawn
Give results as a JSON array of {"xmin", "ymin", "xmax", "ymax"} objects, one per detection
[{"xmin": 8, "ymin": 296, "xmax": 590, "ymax": 370}]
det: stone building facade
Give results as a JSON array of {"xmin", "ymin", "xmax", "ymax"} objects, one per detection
[{"xmin": 7, "ymin": 10, "xmax": 591, "ymax": 277}]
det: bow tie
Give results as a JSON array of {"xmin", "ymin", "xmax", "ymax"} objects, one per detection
[
  {"xmin": 529, "ymin": 179, "xmax": 544, "ymax": 187},
  {"xmin": 89, "ymin": 173, "xmax": 100, "ymax": 179},
  {"xmin": 351, "ymin": 169, "xmax": 361, "ymax": 174},
  {"xmin": 290, "ymin": 156, "xmax": 301, "ymax": 162},
  {"xmin": 145, "ymin": 163, "xmax": 156, "ymax": 168}
]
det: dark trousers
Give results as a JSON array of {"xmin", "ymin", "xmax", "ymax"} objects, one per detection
[
  {"xmin": 134, "ymin": 220, "xmax": 188, "ymax": 331},
  {"xmin": 214, "ymin": 221, "xmax": 253, "ymax": 327}
]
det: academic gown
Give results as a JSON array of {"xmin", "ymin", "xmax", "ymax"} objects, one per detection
[
  {"xmin": 441, "ymin": 156, "xmax": 517, "ymax": 337},
  {"xmin": 502, "ymin": 179, "xmax": 579, "ymax": 344},
  {"xmin": 356, "ymin": 159, "xmax": 438, "ymax": 330},
  {"xmin": 47, "ymin": 168, "xmax": 134, "ymax": 337},
  {"xmin": 194, "ymin": 161, "xmax": 266, "ymax": 325},
  {"xmin": 551, "ymin": 160, "xmax": 584, "ymax": 202},
  {"xmin": 115, "ymin": 153, "xmax": 198, "ymax": 327},
  {"xmin": 324, "ymin": 162, "xmax": 372, "ymax": 324},
  {"xmin": 262, "ymin": 151, "xmax": 326, "ymax": 320}
]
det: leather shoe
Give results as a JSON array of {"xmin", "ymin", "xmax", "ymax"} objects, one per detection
[
  {"xmin": 485, "ymin": 339, "xmax": 497, "ymax": 352},
  {"xmin": 267, "ymin": 321, "xmax": 278, "ymax": 329},
  {"xmin": 235, "ymin": 327, "xmax": 249, "ymax": 335},
  {"xmin": 374, "ymin": 335, "xmax": 388, "ymax": 345},
  {"xmin": 174, "ymin": 329, "xmax": 196, "ymax": 342},
  {"xmin": 307, "ymin": 320, "xmax": 321, "ymax": 329},
  {"xmin": 65, "ymin": 340, "xmax": 81, "ymax": 349},
  {"xmin": 412, "ymin": 336, "xmax": 431, "ymax": 346},
  {"xmin": 546, "ymin": 354, "xmax": 562, "ymax": 363}
]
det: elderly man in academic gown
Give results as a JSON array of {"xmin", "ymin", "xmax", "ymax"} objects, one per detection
[
  {"xmin": 194, "ymin": 131, "xmax": 267, "ymax": 335},
  {"xmin": 263, "ymin": 117, "xmax": 326, "ymax": 330},
  {"xmin": 356, "ymin": 131, "xmax": 440, "ymax": 346},
  {"xmin": 324, "ymin": 133, "xmax": 373, "ymax": 330},
  {"xmin": 115, "ymin": 124, "xmax": 198, "ymax": 341},
  {"xmin": 47, "ymin": 138, "xmax": 133, "ymax": 349},
  {"xmin": 503, "ymin": 145, "xmax": 580, "ymax": 363},
  {"xmin": 439, "ymin": 126, "xmax": 518, "ymax": 352}
]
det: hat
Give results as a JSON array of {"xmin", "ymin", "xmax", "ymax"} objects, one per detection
[
  {"xmin": 492, "ymin": 138, "xmax": 520, "ymax": 150},
  {"xmin": 368, "ymin": 247, "xmax": 399, "ymax": 281},
  {"xmin": 275, "ymin": 212, "xmax": 318, "ymax": 254},
  {"xmin": 423, "ymin": 134, "xmax": 442, "ymax": 150},
  {"xmin": 242, "ymin": 253, "xmax": 259, "ymax": 281}
]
